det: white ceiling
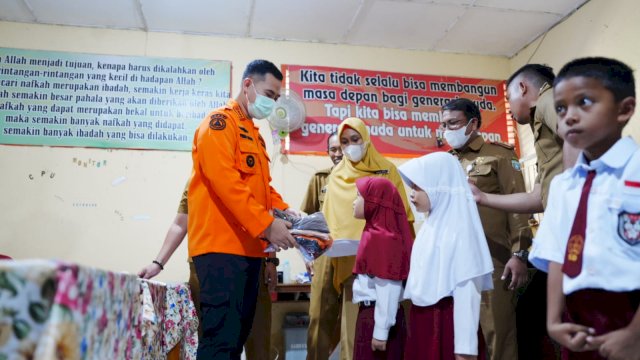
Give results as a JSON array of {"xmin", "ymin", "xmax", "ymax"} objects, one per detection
[{"xmin": 0, "ymin": 0, "xmax": 589, "ymax": 57}]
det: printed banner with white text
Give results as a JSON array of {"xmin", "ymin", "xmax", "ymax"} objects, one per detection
[{"xmin": 282, "ymin": 64, "xmax": 514, "ymax": 157}]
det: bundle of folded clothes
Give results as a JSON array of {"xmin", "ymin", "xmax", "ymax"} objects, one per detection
[{"xmin": 267, "ymin": 209, "xmax": 333, "ymax": 263}]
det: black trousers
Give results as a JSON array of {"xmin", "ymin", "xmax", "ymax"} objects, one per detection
[
  {"xmin": 193, "ymin": 252, "xmax": 262, "ymax": 360},
  {"xmin": 517, "ymin": 270, "xmax": 557, "ymax": 360}
]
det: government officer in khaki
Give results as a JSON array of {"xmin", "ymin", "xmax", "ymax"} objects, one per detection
[
  {"xmin": 473, "ymin": 64, "xmax": 579, "ymax": 213},
  {"xmin": 302, "ymin": 132, "xmax": 343, "ymax": 360},
  {"xmin": 442, "ymin": 98, "xmax": 533, "ymax": 360}
]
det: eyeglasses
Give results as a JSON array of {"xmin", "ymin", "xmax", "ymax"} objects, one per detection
[{"xmin": 439, "ymin": 118, "xmax": 469, "ymax": 130}]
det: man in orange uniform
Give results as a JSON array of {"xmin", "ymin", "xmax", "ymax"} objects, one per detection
[{"xmin": 188, "ymin": 59, "xmax": 298, "ymax": 360}]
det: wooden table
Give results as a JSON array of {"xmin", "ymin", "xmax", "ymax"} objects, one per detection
[{"xmin": 275, "ymin": 283, "xmax": 311, "ymax": 294}]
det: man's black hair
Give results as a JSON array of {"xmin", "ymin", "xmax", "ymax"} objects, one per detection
[
  {"xmin": 442, "ymin": 98, "xmax": 482, "ymax": 128},
  {"xmin": 507, "ymin": 64, "xmax": 555, "ymax": 89},
  {"xmin": 242, "ymin": 59, "xmax": 283, "ymax": 81},
  {"xmin": 327, "ymin": 131, "xmax": 338, "ymax": 151},
  {"xmin": 555, "ymin": 57, "xmax": 635, "ymax": 102}
]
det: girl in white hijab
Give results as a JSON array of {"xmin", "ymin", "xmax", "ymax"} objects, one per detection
[{"xmin": 398, "ymin": 152, "xmax": 493, "ymax": 360}]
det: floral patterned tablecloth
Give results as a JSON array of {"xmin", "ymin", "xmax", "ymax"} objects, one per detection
[
  {"xmin": 163, "ymin": 284, "xmax": 198, "ymax": 360},
  {"xmin": 0, "ymin": 260, "xmax": 198, "ymax": 360}
]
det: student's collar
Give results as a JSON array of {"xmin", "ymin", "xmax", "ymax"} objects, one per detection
[{"xmin": 570, "ymin": 136, "xmax": 638, "ymax": 175}]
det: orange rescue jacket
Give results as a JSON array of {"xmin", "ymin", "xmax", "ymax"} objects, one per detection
[{"xmin": 188, "ymin": 100, "xmax": 288, "ymax": 258}]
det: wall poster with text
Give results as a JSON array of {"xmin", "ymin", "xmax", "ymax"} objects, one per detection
[{"xmin": 0, "ymin": 47, "xmax": 231, "ymax": 151}]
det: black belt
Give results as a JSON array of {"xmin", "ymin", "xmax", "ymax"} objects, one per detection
[{"xmin": 359, "ymin": 300, "xmax": 376, "ymax": 308}]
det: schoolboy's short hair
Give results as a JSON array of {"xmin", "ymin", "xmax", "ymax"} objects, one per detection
[
  {"xmin": 554, "ymin": 57, "xmax": 635, "ymax": 102},
  {"xmin": 243, "ymin": 59, "xmax": 283, "ymax": 82},
  {"xmin": 507, "ymin": 64, "xmax": 555, "ymax": 89},
  {"xmin": 442, "ymin": 98, "xmax": 482, "ymax": 128}
]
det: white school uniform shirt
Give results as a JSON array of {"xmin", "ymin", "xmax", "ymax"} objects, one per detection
[
  {"xmin": 352, "ymin": 275, "xmax": 403, "ymax": 341},
  {"xmin": 529, "ymin": 136, "xmax": 640, "ymax": 295}
]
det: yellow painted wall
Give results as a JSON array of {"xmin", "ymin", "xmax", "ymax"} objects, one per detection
[
  {"xmin": 511, "ymin": 0, "xmax": 640, "ymax": 160},
  {"xmin": 0, "ymin": 21, "xmax": 510, "ymax": 283}
]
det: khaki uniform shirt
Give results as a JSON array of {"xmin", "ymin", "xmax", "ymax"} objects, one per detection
[
  {"xmin": 176, "ymin": 182, "xmax": 190, "ymax": 261},
  {"xmin": 531, "ymin": 84, "xmax": 564, "ymax": 209},
  {"xmin": 177, "ymin": 182, "xmax": 189, "ymax": 214},
  {"xmin": 300, "ymin": 167, "xmax": 333, "ymax": 214},
  {"xmin": 451, "ymin": 135, "xmax": 533, "ymax": 266}
]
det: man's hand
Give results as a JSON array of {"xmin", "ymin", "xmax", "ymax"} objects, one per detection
[
  {"xmin": 502, "ymin": 257, "xmax": 529, "ymax": 290},
  {"xmin": 265, "ymin": 261, "xmax": 277, "ymax": 293},
  {"xmin": 371, "ymin": 338, "xmax": 387, "ymax": 352},
  {"xmin": 548, "ymin": 322, "xmax": 596, "ymax": 352},
  {"xmin": 587, "ymin": 327, "xmax": 640, "ymax": 360},
  {"xmin": 467, "ymin": 181, "xmax": 487, "ymax": 205},
  {"xmin": 264, "ymin": 218, "xmax": 297, "ymax": 251},
  {"xmin": 137, "ymin": 263, "xmax": 161, "ymax": 279}
]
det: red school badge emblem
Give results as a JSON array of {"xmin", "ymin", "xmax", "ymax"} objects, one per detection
[
  {"xmin": 618, "ymin": 211, "xmax": 640, "ymax": 245},
  {"xmin": 566, "ymin": 234, "xmax": 585, "ymax": 261}
]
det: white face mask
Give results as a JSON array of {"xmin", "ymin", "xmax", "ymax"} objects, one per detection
[
  {"xmin": 443, "ymin": 121, "xmax": 472, "ymax": 149},
  {"xmin": 247, "ymin": 82, "xmax": 276, "ymax": 119},
  {"xmin": 343, "ymin": 143, "xmax": 367, "ymax": 163}
]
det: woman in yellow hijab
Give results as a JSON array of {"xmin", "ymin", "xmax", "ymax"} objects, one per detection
[{"xmin": 314, "ymin": 117, "xmax": 414, "ymax": 360}]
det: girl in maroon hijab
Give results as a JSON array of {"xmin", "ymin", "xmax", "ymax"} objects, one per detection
[{"xmin": 352, "ymin": 177, "xmax": 413, "ymax": 360}]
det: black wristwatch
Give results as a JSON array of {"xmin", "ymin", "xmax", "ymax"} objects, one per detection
[
  {"xmin": 265, "ymin": 257, "xmax": 280, "ymax": 266},
  {"xmin": 512, "ymin": 250, "xmax": 529, "ymax": 262}
]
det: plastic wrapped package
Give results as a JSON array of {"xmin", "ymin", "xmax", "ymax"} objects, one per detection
[{"xmin": 265, "ymin": 210, "xmax": 333, "ymax": 263}]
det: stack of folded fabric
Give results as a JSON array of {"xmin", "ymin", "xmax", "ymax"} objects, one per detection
[{"xmin": 273, "ymin": 209, "xmax": 333, "ymax": 263}]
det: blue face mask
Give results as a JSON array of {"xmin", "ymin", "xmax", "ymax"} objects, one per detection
[{"xmin": 247, "ymin": 82, "xmax": 276, "ymax": 119}]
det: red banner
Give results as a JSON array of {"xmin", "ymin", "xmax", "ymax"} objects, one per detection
[{"xmin": 282, "ymin": 65, "xmax": 516, "ymax": 157}]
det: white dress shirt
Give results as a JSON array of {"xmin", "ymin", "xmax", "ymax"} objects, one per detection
[{"xmin": 530, "ymin": 136, "xmax": 640, "ymax": 294}]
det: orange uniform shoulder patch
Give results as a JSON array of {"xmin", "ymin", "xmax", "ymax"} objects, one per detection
[{"xmin": 209, "ymin": 113, "xmax": 227, "ymax": 130}]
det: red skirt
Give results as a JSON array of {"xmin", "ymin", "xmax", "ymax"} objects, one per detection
[
  {"xmin": 562, "ymin": 289, "xmax": 640, "ymax": 360},
  {"xmin": 353, "ymin": 303, "xmax": 406, "ymax": 360},
  {"xmin": 404, "ymin": 297, "xmax": 485, "ymax": 360}
]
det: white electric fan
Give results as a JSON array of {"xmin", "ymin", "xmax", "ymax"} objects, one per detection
[{"xmin": 266, "ymin": 89, "xmax": 306, "ymax": 153}]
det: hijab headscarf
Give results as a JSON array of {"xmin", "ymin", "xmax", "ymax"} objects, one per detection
[
  {"xmin": 354, "ymin": 177, "xmax": 413, "ymax": 280},
  {"xmin": 322, "ymin": 117, "xmax": 414, "ymax": 290},
  {"xmin": 398, "ymin": 152, "xmax": 493, "ymax": 306}
]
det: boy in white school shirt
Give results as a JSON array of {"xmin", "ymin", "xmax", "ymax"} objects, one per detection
[{"xmin": 528, "ymin": 57, "xmax": 640, "ymax": 360}]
